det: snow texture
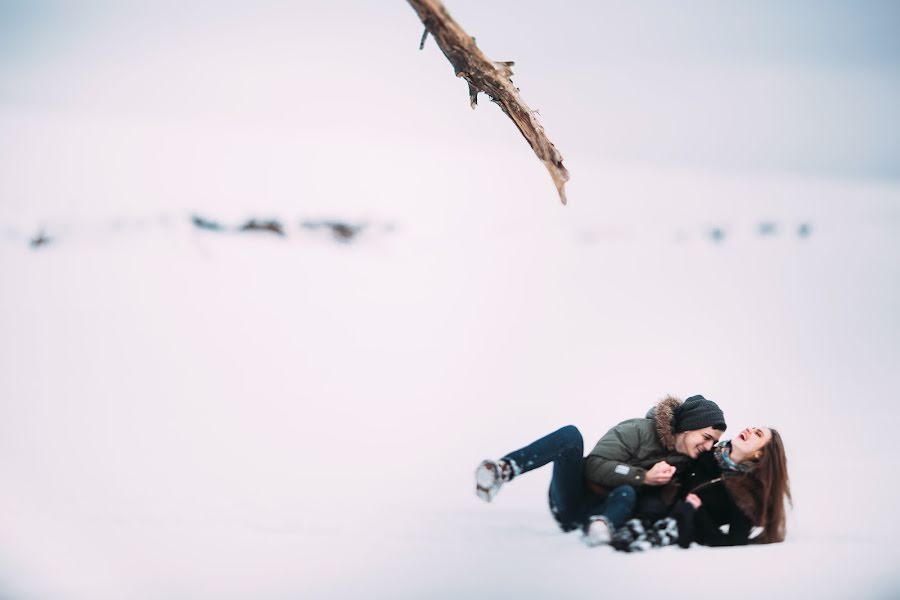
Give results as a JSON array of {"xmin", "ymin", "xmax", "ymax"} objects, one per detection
[
  {"xmin": 2, "ymin": 165, "xmax": 898, "ymax": 599},
  {"xmin": 2, "ymin": 3, "xmax": 900, "ymax": 599}
]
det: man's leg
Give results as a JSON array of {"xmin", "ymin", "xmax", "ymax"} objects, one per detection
[
  {"xmin": 497, "ymin": 425, "xmax": 586, "ymax": 531},
  {"xmin": 476, "ymin": 425, "xmax": 586, "ymax": 518},
  {"xmin": 586, "ymin": 485, "xmax": 637, "ymax": 529},
  {"xmin": 581, "ymin": 484, "xmax": 638, "ymax": 547},
  {"xmin": 501, "ymin": 424, "xmax": 584, "ymax": 478}
]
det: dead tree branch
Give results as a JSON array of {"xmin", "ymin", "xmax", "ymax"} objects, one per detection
[{"xmin": 407, "ymin": 0, "xmax": 570, "ymax": 204}]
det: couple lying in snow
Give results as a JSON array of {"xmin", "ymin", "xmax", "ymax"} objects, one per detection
[{"xmin": 475, "ymin": 395, "xmax": 791, "ymax": 551}]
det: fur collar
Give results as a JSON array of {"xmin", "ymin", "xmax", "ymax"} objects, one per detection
[{"xmin": 648, "ymin": 395, "xmax": 681, "ymax": 452}]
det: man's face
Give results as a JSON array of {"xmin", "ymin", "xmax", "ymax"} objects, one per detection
[{"xmin": 678, "ymin": 427, "xmax": 723, "ymax": 458}]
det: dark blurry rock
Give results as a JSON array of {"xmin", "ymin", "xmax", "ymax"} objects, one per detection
[
  {"xmin": 330, "ymin": 223, "xmax": 361, "ymax": 241},
  {"xmin": 708, "ymin": 227, "xmax": 725, "ymax": 243},
  {"xmin": 797, "ymin": 222, "xmax": 812, "ymax": 238},
  {"xmin": 758, "ymin": 221, "xmax": 778, "ymax": 236},
  {"xmin": 240, "ymin": 219, "xmax": 285, "ymax": 236},
  {"xmin": 301, "ymin": 220, "xmax": 365, "ymax": 242},
  {"xmin": 29, "ymin": 230, "xmax": 51, "ymax": 248},
  {"xmin": 192, "ymin": 214, "xmax": 225, "ymax": 231}
]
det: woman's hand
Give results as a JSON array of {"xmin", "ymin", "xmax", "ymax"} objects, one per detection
[
  {"xmin": 645, "ymin": 461, "xmax": 676, "ymax": 485},
  {"xmin": 685, "ymin": 493, "xmax": 702, "ymax": 509}
]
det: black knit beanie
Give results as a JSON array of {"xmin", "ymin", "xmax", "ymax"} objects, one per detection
[{"xmin": 673, "ymin": 395, "xmax": 726, "ymax": 432}]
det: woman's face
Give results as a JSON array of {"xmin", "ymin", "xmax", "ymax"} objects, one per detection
[{"xmin": 731, "ymin": 426, "xmax": 772, "ymax": 459}]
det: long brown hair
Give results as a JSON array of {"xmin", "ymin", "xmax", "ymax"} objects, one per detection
[{"xmin": 749, "ymin": 428, "xmax": 792, "ymax": 543}]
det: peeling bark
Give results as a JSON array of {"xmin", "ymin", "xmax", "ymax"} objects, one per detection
[{"xmin": 407, "ymin": 0, "xmax": 570, "ymax": 205}]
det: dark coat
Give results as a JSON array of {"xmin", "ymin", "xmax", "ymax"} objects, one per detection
[
  {"xmin": 583, "ymin": 395, "xmax": 692, "ymax": 493},
  {"xmin": 672, "ymin": 449, "xmax": 757, "ymax": 547}
]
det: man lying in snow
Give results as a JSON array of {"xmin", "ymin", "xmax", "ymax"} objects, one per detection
[{"xmin": 474, "ymin": 395, "xmax": 727, "ymax": 546}]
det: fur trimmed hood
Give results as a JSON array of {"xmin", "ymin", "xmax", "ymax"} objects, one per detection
[
  {"xmin": 585, "ymin": 395, "xmax": 696, "ymax": 492},
  {"xmin": 644, "ymin": 395, "xmax": 682, "ymax": 452}
]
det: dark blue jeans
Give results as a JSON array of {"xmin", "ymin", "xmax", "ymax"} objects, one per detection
[{"xmin": 502, "ymin": 425, "xmax": 636, "ymax": 532}]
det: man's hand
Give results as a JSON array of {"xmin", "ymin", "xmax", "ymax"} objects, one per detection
[
  {"xmin": 644, "ymin": 461, "xmax": 676, "ymax": 485},
  {"xmin": 685, "ymin": 493, "xmax": 702, "ymax": 509}
]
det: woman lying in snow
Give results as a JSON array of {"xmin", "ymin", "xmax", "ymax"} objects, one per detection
[
  {"xmin": 474, "ymin": 395, "xmax": 729, "ymax": 546},
  {"xmin": 611, "ymin": 426, "xmax": 792, "ymax": 551}
]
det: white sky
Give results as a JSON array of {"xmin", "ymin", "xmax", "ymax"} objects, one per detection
[{"xmin": 0, "ymin": 0, "xmax": 899, "ymax": 192}]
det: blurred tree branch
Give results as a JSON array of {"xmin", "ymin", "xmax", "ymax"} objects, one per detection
[{"xmin": 407, "ymin": 0, "xmax": 570, "ymax": 205}]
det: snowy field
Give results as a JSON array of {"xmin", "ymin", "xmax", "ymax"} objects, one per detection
[
  {"xmin": 2, "ymin": 159, "xmax": 899, "ymax": 599},
  {"xmin": 3, "ymin": 2, "xmax": 900, "ymax": 599}
]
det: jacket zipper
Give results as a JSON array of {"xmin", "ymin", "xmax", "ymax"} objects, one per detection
[{"xmin": 689, "ymin": 477, "xmax": 723, "ymax": 494}]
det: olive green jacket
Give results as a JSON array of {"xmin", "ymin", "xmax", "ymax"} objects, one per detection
[{"xmin": 584, "ymin": 395, "xmax": 691, "ymax": 491}]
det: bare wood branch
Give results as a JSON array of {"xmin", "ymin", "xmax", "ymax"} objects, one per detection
[
  {"xmin": 467, "ymin": 81, "xmax": 479, "ymax": 109},
  {"xmin": 407, "ymin": 0, "xmax": 570, "ymax": 204},
  {"xmin": 419, "ymin": 27, "xmax": 429, "ymax": 50}
]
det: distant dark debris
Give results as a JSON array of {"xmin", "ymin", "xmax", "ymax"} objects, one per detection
[
  {"xmin": 30, "ymin": 230, "xmax": 51, "ymax": 248},
  {"xmin": 191, "ymin": 214, "xmax": 225, "ymax": 231},
  {"xmin": 708, "ymin": 227, "xmax": 726, "ymax": 243},
  {"xmin": 797, "ymin": 222, "xmax": 812, "ymax": 238},
  {"xmin": 301, "ymin": 220, "xmax": 365, "ymax": 242},
  {"xmin": 758, "ymin": 221, "xmax": 778, "ymax": 236},
  {"xmin": 240, "ymin": 219, "xmax": 285, "ymax": 236}
]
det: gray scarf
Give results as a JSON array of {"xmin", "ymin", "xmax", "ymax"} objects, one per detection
[{"xmin": 713, "ymin": 441, "xmax": 754, "ymax": 476}]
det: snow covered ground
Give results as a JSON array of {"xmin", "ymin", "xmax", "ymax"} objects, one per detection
[
  {"xmin": 2, "ymin": 158, "xmax": 899, "ymax": 599},
  {"xmin": 2, "ymin": 2, "xmax": 900, "ymax": 599}
]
